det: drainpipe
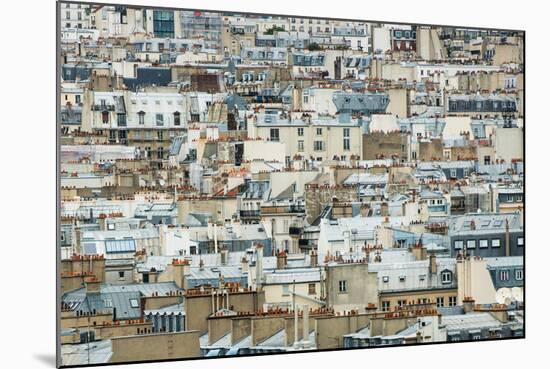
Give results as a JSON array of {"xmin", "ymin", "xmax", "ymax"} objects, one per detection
[{"xmin": 505, "ymin": 219, "xmax": 510, "ymax": 257}]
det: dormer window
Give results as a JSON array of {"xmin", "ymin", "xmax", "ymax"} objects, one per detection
[{"xmin": 441, "ymin": 271, "xmax": 452, "ymax": 284}]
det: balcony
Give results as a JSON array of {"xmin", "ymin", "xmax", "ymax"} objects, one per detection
[
  {"xmin": 240, "ymin": 210, "xmax": 261, "ymax": 219},
  {"xmin": 260, "ymin": 205, "xmax": 305, "ymax": 215},
  {"xmin": 92, "ymin": 104, "xmax": 116, "ymax": 111},
  {"xmin": 289, "ymin": 226, "xmax": 303, "ymax": 236}
]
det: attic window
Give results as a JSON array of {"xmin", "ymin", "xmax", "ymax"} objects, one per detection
[
  {"xmin": 382, "ymin": 276, "xmax": 389, "ymax": 283},
  {"xmin": 399, "ymin": 276, "xmax": 406, "ymax": 282},
  {"xmin": 441, "ymin": 271, "xmax": 452, "ymax": 284},
  {"xmin": 129, "ymin": 298, "xmax": 139, "ymax": 308},
  {"xmin": 104, "ymin": 299, "xmax": 113, "ymax": 308}
]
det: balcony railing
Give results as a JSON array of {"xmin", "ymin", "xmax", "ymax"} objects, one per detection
[
  {"xmin": 240, "ymin": 210, "xmax": 261, "ymax": 219},
  {"xmin": 261, "ymin": 205, "xmax": 305, "ymax": 215}
]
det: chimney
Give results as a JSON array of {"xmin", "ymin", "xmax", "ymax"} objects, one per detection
[
  {"xmin": 276, "ymin": 250, "xmax": 287, "ymax": 269},
  {"xmin": 293, "ymin": 303, "xmax": 299, "ymax": 348},
  {"xmin": 463, "ymin": 297, "xmax": 475, "ymax": 313},
  {"xmin": 148, "ymin": 268, "xmax": 159, "ymax": 283},
  {"xmin": 84, "ymin": 276, "xmax": 101, "ymax": 295},
  {"xmin": 241, "ymin": 256, "xmax": 249, "ymax": 273},
  {"xmin": 302, "ymin": 304, "xmax": 311, "ymax": 348},
  {"xmin": 411, "ymin": 244, "xmax": 427, "ymax": 261},
  {"xmin": 429, "ymin": 253, "xmax": 437, "ymax": 274},
  {"xmin": 220, "ymin": 246, "xmax": 229, "ymax": 265},
  {"xmin": 505, "ymin": 219, "xmax": 510, "ymax": 257},
  {"xmin": 255, "ymin": 244, "xmax": 264, "ymax": 290},
  {"xmin": 214, "ymin": 223, "xmax": 219, "ymax": 254},
  {"xmin": 172, "ymin": 259, "xmax": 190, "ymax": 289},
  {"xmin": 310, "ymin": 249, "xmax": 318, "ymax": 268}
]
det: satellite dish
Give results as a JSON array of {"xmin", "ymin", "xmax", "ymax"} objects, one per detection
[
  {"xmin": 495, "ymin": 288, "xmax": 512, "ymax": 304},
  {"xmin": 511, "ymin": 287, "xmax": 523, "ymax": 302}
]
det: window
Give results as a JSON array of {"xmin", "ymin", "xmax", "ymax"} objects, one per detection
[
  {"xmin": 441, "ymin": 271, "xmax": 452, "ymax": 284},
  {"xmin": 282, "ymin": 285, "xmax": 290, "ymax": 296},
  {"xmin": 491, "ymin": 239, "xmax": 501, "ymax": 248},
  {"xmin": 298, "ymin": 140, "xmax": 304, "ymax": 151},
  {"xmin": 479, "ymin": 239, "xmax": 488, "ymax": 248},
  {"xmin": 314, "ymin": 141, "xmax": 324, "ymax": 151},
  {"xmin": 156, "ymin": 114, "xmax": 164, "ymax": 126},
  {"xmin": 117, "ymin": 113, "xmax": 126, "ymax": 127},
  {"xmin": 454, "ymin": 240, "xmax": 464, "ymax": 250},
  {"xmin": 517, "ymin": 237, "xmax": 524, "ymax": 247},
  {"xmin": 138, "ymin": 111, "xmax": 145, "ymax": 125},
  {"xmin": 102, "ymin": 111, "xmax": 109, "ymax": 124},
  {"xmin": 436, "ymin": 297, "xmax": 444, "ymax": 307},
  {"xmin": 382, "ymin": 276, "xmax": 389, "ymax": 283},
  {"xmin": 515, "ymin": 269, "xmax": 523, "ymax": 280},
  {"xmin": 397, "ymin": 300, "xmax": 406, "ymax": 308},
  {"xmin": 450, "ymin": 169, "xmax": 457, "ymax": 178},
  {"xmin": 316, "ymin": 128, "xmax": 323, "ymax": 136},
  {"xmin": 381, "ymin": 301, "xmax": 390, "ymax": 312},
  {"xmin": 448, "ymin": 296, "xmax": 457, "ymax": 306},
  {"xmin": 129, "ymin": 298, "xmax": 140, "ymax": 308},
  {"xmin": 297, "ymin": 127, "xmax": 304, "ymax": 136},
  {"xmin": 157, "ymin": 131, "xmax": 163, "ymax": 141},
  {"xmin": 338, "ymin": 280, "xmax": 347, "ymax": 293},
  {"xmin": 173, "ymin": 112, "xmax": 181, "ymax": 126},
  {"xmin": 270, "ymin": 128, "xmax": 280, "ymax": 141},
  {"xmin": 104, "ymin": 299, "xmax": 113, "ymax": 308},
  {"xmin": 467, "ymin": 240, "xmax": 476, "ymax": 249},
  {"xmin": 499, "ymin": 270, "xmax": 510, "ymax": 281},
  {"xmin": 118, "ymin": 271, "xmax": 125, "ymax": 280},
  {"xmin": 399, "ymin": 275, "xmax": 406, "ymax": 282},
  {"xmin": 343, "ymin": 128, "xmax": 350, "ymax": 150},
  {"xmin": 308, "ymin": 283, "xmax": 316, "ymax": 295}
]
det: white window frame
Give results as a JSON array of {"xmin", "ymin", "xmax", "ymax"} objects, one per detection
[
  {"xmin": 491, "ymin": 239, "xmax": 501, "ymax": 248},
  {"xmin": 479, "ymin": 239, "xmax": 488, "ymax": 248}
]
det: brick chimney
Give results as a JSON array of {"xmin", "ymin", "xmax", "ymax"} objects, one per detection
[
  {"xmin": 241, "ymin": 256, "xmax": 249, "ymax": 273},
  {"xmin": 310, "ymin": 249, "xmax": 318, "ymax": 268},
  {"xmin": 172, "ymin": 259, "xmax": 190, "ymax": 289},
  {"xmin": 411, "ymin": 244, "xmax": 427, "ymax": 261},
  {"xmin": 84, "ymin": 276, "xmax": 101, "ymax": 295},
  {"xmin": 505, "ymin": 219, "xmax": 510, "ymax": 257},
  {"xmin": 463, "ymin": 296, "xmax": 475, "ymax": 313},
  {"xmin": 220, "ymin": 245, "xmax": 229, "ymax": 265},
  {"xmin": 429, "ymin": 253, "xmax": 437, "ymax": 274},
  {"xmin": 148, "ymin": 268, "xmax": 159, "ymax": 284},
  {"xmin": 276, "ymin": 250, "xmax": 287, "ymax": 269}
]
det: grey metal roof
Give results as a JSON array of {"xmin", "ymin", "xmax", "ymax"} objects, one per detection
[
  {"xmin": 61, "ymin": 340, "xmax": 113, "ymax": 366},
  {"xmin": 442, "ymin": 312, "xmax": 503, "ymax": 331}
]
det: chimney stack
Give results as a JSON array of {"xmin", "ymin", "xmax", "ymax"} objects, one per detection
[
  {"xmin": 241, "ymin": 256, "xmax": 249, "ymax": 273},
  {"xmin": 84, "ymin": 276, "xmax": 101, "ymax": 295},
  {"xmin": 429, "ymin": 253, "xmax": 437, "ymax": 274},
  {"xmin": 310, "ymin": 249, "xmax": 318, "ymax": 268},
  {"xmin": 276, "ymin": 250, "xmax": 287, "ymax": 269},
  {"xmin": 255, "ymin": 244, "xmax": 264, "ymax": 290},
  {"xmin": 505, "ymin": 219, "xmax": 510, "ymax": 257},
  {"xmin": 463, "ymin": 297, "xmax": 475, "ymax": 313},
  {"xmin": 302, "ymin": 304, "xmax": 311, "ymax": 348},
  {"xmin": 148, "ymin": 268, "xmax": 159, "ymax": 283},
  {"xmin": 221, "ymin": 245, "xmax": 229, "ymax": 265}
]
